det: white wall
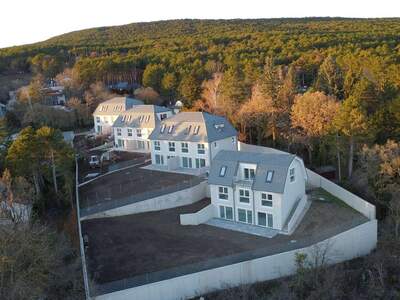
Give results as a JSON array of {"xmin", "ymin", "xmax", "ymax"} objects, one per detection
[
  {"xmin": 306, "ymin": 169, "xmax": 376, "ymax": 220},
  {"xmin": 81, "ymin": 181, "xmax": 208, "ymax": 220},
  {"xmin": 95, "ymin": 219, "xmax": 377, "ymax": 300},
  {"xmin": 253, "ymin": 190, "xmax": 283, "ymax": 230},
  {"xmin": 180, "ymin": 204, "xmax": 216, "ymax": 225},
  {"xmin": 282, "ymin": 158, "xmax": 307, "ymax": 227},
  {"xmin": 210, "ymin": 136, "xmax": 238, "ymax": 160},
  {"xmin": 150, "ymin": 140, "xmax": 211, "ymax": 169}
]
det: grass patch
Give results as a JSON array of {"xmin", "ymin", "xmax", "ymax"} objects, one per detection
[{"xmin": 310, "ymin": 187, "xmax": 354, "ymax": 210}]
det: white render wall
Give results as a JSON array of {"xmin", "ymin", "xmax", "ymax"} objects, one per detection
[
  {"xmin": 95, "ymin": 219, "xmax": 377, "ymax": 300},
  {"xmin": 94, "ymin": 114, "xmax": 120, "ymax": 135},
  {"xmin": 81, "ymin": 181, "xmax": 209, "ymax": 220},
  {"xmin": 210, "ymin": 136, "xmax": 238, "ymax": 160},
  {"xmin": 180, "ymin": 204, "xmax": 216, "ymax": 225},
  {"xmin": 281, "ymin": 158, "xmax": 307, "ymax": 227},
  {"xmin": 150, "ymin": 140, "xmax": 211, "ymax": 169}
]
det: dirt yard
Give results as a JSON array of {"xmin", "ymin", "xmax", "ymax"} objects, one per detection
[{"xmin": 82, "ymin": 198, "xmax": 368, "ymax": 288}]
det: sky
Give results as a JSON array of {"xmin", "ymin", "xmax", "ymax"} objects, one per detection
[{"xmin": 0, "ymin": 0, "xmax": 399, "ymax": 48}]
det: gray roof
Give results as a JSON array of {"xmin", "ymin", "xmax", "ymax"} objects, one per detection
[
  {"xmin": 208, "ymin": 150, "xmax": 297, "ymax": 194},
  {"xmin": 93, "ymin": 97, "xmax": 144, "ymax": 116},
  {"xmin": 112, "ymin": 105, "xmax": 171, "ymax": 129},
  {"xmin": 148, "ymin": 112, "xmax": 237, "ymax": 143}
]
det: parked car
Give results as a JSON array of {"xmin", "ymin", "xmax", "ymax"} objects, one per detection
[{"xmin": 88, "ymin": 155, "xmax": 100, "ymax": 168}]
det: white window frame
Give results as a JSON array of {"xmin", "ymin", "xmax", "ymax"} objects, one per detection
[
  {"xmin": 195, "ymin": 158, "xmax": 206, "ymax": 169},
  {"xmin": 168, "ymin": 142, "xmax": 175, "ymax": 152},
  {"xmin": 238, "ymin": 208, "xmax": 252, "ymax": 224},
  {"xmin": 181, "ymin": 142, "xmax": 189, "ymax": 153},
  {"xmin": 239, "ymin": 189, "xmax": 250, "ymax": 203},
  {"xmin": 261, "ymin": 193, "xmax": 273, "ymax": 207},
  {"xmin": 218, "ymin": 186, "xmax": 228, "ymax": 200},
  {"xmin": 290, "ymin": 168, "xmax": 295, "ymax": 182},
  {"xmin": 197, "ymin": 143, "xmax": 205, "ymax": 154},
  {"xmin": 244, "ymin": 168, "xmax": 255, "ymax": 180},
  {"xmin": 219, "ymin": 206, "xmax": 233, "ymax": 220},
  {"xmin": 127, "ymin": 128, "xmax": 133, "ymax": 137},
  {"xmin": 117, "ymin": 128, "xmax": 122, "ymax": 136},
  {"xmin": 154, "ymin": 141, "xmax": 160, "ymax": 151},
  {"xmin": 219, "ymin": 166, "xmax": 227, "ymax": 177},
  {"xmin": 136, "ymin": 129, "xmax": 142, "ymax": 137}
]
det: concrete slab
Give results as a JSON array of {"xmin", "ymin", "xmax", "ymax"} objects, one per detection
[{"xmin": 206, "ymin": 218, "xmax": 279, "ymax": 238}]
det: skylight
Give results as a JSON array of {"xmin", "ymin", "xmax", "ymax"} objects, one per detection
[
  {"xmin": 219, "ymin": 166, "xmax": 227, "ymax": 177},
  {"xmin": 185, "ymin": 125, "xmax": 192, "ymax": 135},
  {"xmin": 160, "ymin": 124, "xmax": 166, "ymax": 133},
  {"xmin": 145, "ymin": 115, "xmax": 150, "ymax": 122},
  {"xmin": 168, "ymin": 125, "xmax": 174, "ymax": 134},
  {"xmin": 193, "ymin": 125, "xmax": 200, "ymax": 135},
  {"xmin": 266, "ymin": 170, "xmax": 274, "ymax": 183}
]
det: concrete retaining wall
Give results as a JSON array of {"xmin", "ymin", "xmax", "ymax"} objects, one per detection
[
  {"xmin": 180, "ymin": 204, "xmax": 216, "ymax": 225},
  {"xmin": 287, "ymin": 195, "xmax": 308, "ymax": 234},
  {"xmin": 96, "ymin": 219, "xmax": 377, "ymax": 300},
  {"xmin": 306, "ymin": 169, "xmax": 376, "ymax": 220},
  {"xmin": 82, "ymin": 181, "xmax": 208, "ymax": 220}
]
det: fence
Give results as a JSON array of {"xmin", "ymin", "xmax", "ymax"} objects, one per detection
[
  {"xmin": 92, "ymin": 217, "xmax": 376, "ymax": 298},
  {"xmin": 80, "ymin": 176, "xmax": 205, "ymax": 218}
]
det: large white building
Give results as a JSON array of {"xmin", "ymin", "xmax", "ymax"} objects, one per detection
[
  {"xmin": 112, "ymin": 105, "xmax": 173, "ymax": 152},
  {"xmin": 93, "ymin": 97, "xmax": 143, "ymax": 135},
  {"xmin": 208, "ymin": 150, "xmax": 308, "ymax": 231},
  {"xmin": 148, "ymin": 112, "xmax": 238, "ymax": 174}
]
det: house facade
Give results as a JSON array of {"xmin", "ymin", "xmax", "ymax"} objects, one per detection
[
  {"xmin": 148, "ymin": 112, "xmax": 238, "ymax": 173},
  {"xmin": 112, "ymin": 105, "xmax": 172, "ymax": 152},
  {"xmin": 208, "ymin": 150, "xmax": 307, "ymax": 231},
  {"xmin": 93, "ymin": 97, "xmax": 143, "ymax": 135}
]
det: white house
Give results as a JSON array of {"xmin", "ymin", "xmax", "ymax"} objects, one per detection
[
  {"xmin": 148, "ymin": 112, "xmax": 238, "ymax": 174},
  {"xmin": 112, "ymin": 105, "xmax": 173, "ymax": 152},
  {"xmin": 93, "ymin": 97, "xmax": 143, "ymax": 135},
  {"xmin": 207, "ymin": 150, "xmax": 308, "ymax": 232}
]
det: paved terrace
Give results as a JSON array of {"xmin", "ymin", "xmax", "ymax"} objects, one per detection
[
  {"xmin": 79, "ymin": 167, "xmax": 201, "ymax": 217},
  {"xmin": 81, "ymin": 197, "xmax": 369, "ymax": 296}
]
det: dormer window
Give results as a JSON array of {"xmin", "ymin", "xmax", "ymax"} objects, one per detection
[
  {"xmin": 168, "ymin": 125, "xmax": 174, "ymax": 134},
  {"xmin": 193, "ymin": 125, "xmax": 200, "ymax": 135},
  {"xmin": 266, "ymin": 170, "xmax": 274, "ymax": 183},
  {"xmin": 160, "ymin": 124, "xmax": 166, "ymax": 133},
  {"xmin": 244, "ymin": 168, "xmax": 255, "ymax": 180},
  {"xmin": 219, "ymin": 166, "xmax": 227, "ymax": 177}
]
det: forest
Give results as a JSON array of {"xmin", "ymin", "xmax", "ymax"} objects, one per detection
[{"xmin": 0, "ymin": 18, "xmax": 399, "ymax": 299}]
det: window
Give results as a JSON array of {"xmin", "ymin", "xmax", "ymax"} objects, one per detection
[
  {"xmin": 160, "ymin": 124, "xmax": 166, "ymax": 133},
  {"xmin": 182, "ymin": 157, "xmax": 192, "ymax": 168},
  {"xmin": 168, "ymin": 125, "xmax": 174, "ymax": 134},
  {"xmin": 290, "ymin": 168, "xmax": 295, "ymax": 182},
  {"xmin": 127, "ymin": 129, "xmax": 133, "ymax": 137},
  {"xmin": 257, "ymin": 212, "xmax": 273, "ymax": 227},
  {"xmin": 136, "ymin": 129, "xmax": 142, "ymax": 137},
  {"xmin": 238, "ymin": 208, "xmax": 252, "ymax": 224},
  {"xmin": 197, "ymin": 144, "xmax": 205, "ymax": 154},
  {"xmin": 266, "ymin": 170, "xmax": 274, "ymax": 183},
  {"xmin": 181, "ymin": 142, "xmax": 188, "ymax": 153},
  {"xmin": 244, "ymin": 168, "xmax": 255, "ymax": 180},
  {"xmin": 117, "ymin": 139, "xmax": 124, "ymax": 148},
  {"xmin": 195, "ymin": 158, "xmax": 206, "ymax": 169},
  {"xmin": 155, "ymin": 154, "xmax": 164, "ymax": 165},
  {"xmin": 219, "ymin": 166, "xmax": 227, "ymax": 177},
  {"xmin": 261, "ymin": 193, "xmax": 273, "ymax": 207},
  {"xmin": 96, "ymin": 116, "xmax": 100, "ymax": 122},
  {"xmin": 97, "ymin": 125, "xmax": 102, "ymax": 133},
  {"xmin": 139, "ymin": 115, "xmax": 144, "ymax": 123},
  {"xmin": 193, "ymin": 125, "xmax": 200, "ymax": 135},
  {"xmin": 232, "ymin": 136, "xmax": 235, "ymax": 144},
  {"xmin": 185, "ymin": 125, "xmax": 192, "ymax": 135},
  {"xmin": 154, "ymin": 141, "xmax": 160, "ymax": 151},
  {"xmin": 219, "ymin": 206, "xmax": 233, "ymax": 220},
  {"xmin": 267, "ymin": 213, "xmax": 273, "ymax": 228},
  {"xmin": 168, "ymin": 142, "xmax": 175, "ymax": 152},
  {"xmin": 145, "ymin": 115, "xmax": 150, "ymax": 122},
  {"xmin": 239, "ymin": 189, "xmax": 250, "ymax": 203},
  {"xmin": 218, "ymin": 187, "xmax": 228, "ymax": 200},
  {"xmin": 117, "ymin": 128, "xmax": 122, "ymax": 136},
  {"xmin": 160, "ymin": 113, "xmax": 167, "ymax": 120},
  {"xmin": 258, "ymin": 212, "xmax": 266, "ymax": 226}
]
